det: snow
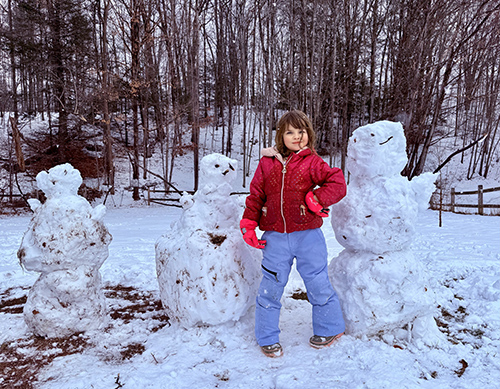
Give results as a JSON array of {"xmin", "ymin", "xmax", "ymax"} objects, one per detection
[
  {"xmin": 1, "ymin": 207, "xmax": 499, "ymax": 387},
  {"xmin": 0, "ymin": 115, "xmax": 499, "ymax": 387}
]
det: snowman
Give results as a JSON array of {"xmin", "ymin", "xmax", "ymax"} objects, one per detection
[
  {"xmin": 18, "ymin": 163, "xmax": 111, "ymax": 337},
  {"xmin": 328, "ymin": 121, "xmax": 443, "ymax": 346},
  {"xmin": 155, "ymin": 153, "xmax": 261, "ymax": 328}
]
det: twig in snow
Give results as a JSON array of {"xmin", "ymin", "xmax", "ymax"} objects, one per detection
[{"xmin": 114, "ymin": 373, "xmax": 124, "ymax": 388}]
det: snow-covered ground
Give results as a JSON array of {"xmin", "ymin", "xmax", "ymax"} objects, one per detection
[
  {"xmin": 1, "ymin": 113, "xmax": 499, "ymax": 387},
  {"xmin": 1, "ymin": 205, "xmax": 499, "ymax": 388}
]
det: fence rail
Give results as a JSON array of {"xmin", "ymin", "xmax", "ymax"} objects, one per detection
[
  {"xmin": 146, "ymin": 188, "xmax": 249, "ymax": 207},
  {"xmin": 0, "ymin": 192, "xmax": 25, "ymax": 204},
  {"xmin": 449, "ymin": 185, "xmax": 500, "ymax": 215},
  {"xmin": 146, "ymin": 189, "xmax": 187, "ymax": 207}
]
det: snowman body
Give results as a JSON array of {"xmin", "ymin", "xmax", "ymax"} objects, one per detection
[
  {"xmin": 18, "ymin": 164, "xmax": 111, "ymax": 337},
  {"xmin": 155, "ymin": 154, "xmax": 261, "ymax": 328},
  {"xmin": 329, "ymin": 121, "xmax": 442, "ymax": 345}
]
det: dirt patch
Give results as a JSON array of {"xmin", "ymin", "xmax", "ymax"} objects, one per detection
[
  {"xmin": 120, "ymin": 342, "xmax": 147, "ymax": 360},
  {"xmin": 208, "ymin": 233, "xmax": 227, "ymax": 246},
  {"xmin": 0, "ymin": 288, "xmax": 28, "ymax": 314},
  {"xmin": 0, "ymin": 333, "xmax": 90, "ymax": 389},
  {"xmin": 290, "ymin": 290, "xmax": 309, "ymax": 301},
  {"xmin": 0, "ymin": 284, "xmax": 170, "ymax": 388},
  {"xmin": 104, "ymin": 284, "xmax": 170, "ymax": 332}
]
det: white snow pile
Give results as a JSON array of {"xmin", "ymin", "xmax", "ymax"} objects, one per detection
[
  {"xmin": 17, "ymin": 163, "xmax": 112, "ymax": 337},
  {"xmin": 155, "ymin": 153, "xmax": 261, "ymax": 328},
  {"xmin": 329, "ymin": 121, "xmax": 443, "ymax": 346}
]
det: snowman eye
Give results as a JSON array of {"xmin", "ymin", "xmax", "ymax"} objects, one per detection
[
  {"xmin": 370, "ymin": 133, "xmax": 375, "ymax": 137},
  {"xmin": 215, "ymin": 164, "xmax": 220, "ymax": 168}
]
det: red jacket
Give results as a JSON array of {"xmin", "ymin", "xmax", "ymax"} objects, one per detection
[{"xmin": 243, "ymin": 147, "xmax": 346, "ymax": 233}]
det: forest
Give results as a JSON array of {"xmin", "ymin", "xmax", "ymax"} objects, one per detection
[{"xmin": 0, "ymin": 0, "xmax": 499, "ymax": 199}]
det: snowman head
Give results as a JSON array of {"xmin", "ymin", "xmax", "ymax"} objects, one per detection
[
  {"xmin": 200, "ymin": 153, "xmax": 237, "ymax": 187},
  {"xmin": 36, "ymin": 163, "xmax": 82, "ymax": 199},
  {"xmin": 347, "ymin": 121, "xmax": 407, "ymax": 179}
]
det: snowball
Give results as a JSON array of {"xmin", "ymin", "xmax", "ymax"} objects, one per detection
[
  {"xmin": 347, "ymin": 121, "xmax": 408, "ymax": 179},
  {"xmin": 36, "ymin": 163, "xmax": 82, "ymax": 199},
  {"xmin": 23, "ymin": 267, "xmax": 107, "ymax": 338},
  {"xmin": 329, "ymin": 250, "xmax": 438, "ymax": 339}
]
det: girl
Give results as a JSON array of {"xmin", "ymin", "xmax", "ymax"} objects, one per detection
[{"xmin": 240, "ymin": 110, "xmax": 347, "ymax": 358}]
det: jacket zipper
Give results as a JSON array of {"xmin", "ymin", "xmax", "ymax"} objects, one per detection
[{"xmin": 280, "ymin": 157, "xmax": 289, "ymax": 233}]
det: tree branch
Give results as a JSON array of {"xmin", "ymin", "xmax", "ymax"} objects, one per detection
[
  {"xmin": 433, "ymin": 133, "xmax": 489, "ymax": 174},
  {"xmin": 124, "ymin": 148, "xmax": 183, "ymax": 195}
]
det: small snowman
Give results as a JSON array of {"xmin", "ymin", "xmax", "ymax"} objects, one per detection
[
  {"xmin": 18, "ymin": 163, "xmax": 111, "ymax": 337},
  {"xmin": 329, "ymin": 121, "xmax": 443, "ymax": 346},
  {"xmin": 155, "ymin": 153, "xmax": 261, "ymax": 328}
]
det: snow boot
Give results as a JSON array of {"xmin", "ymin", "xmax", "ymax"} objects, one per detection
[
  {"xmin": 260, "ymin": 343, "xmax": 283, "ymax": 358},
  {"xmin": 309, "ymin": 332, "xmax": 344, "ymax": 349}
]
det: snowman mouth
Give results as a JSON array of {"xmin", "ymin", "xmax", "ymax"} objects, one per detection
[{"xmin": 379, "ymin": 136, "xmax": 393, "ymax": 145}]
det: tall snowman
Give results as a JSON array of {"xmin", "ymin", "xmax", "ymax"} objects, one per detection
[
  {"xmin": 18, "ymin": 163, "xmax": 111, "ymax": 337},
  {"xmin": 328, "ymin": 121, "xmax": 443, "ymax": 346},
  {"xmin": 155, "ymin": 153, "xmax": 261, "ymax": 328}
]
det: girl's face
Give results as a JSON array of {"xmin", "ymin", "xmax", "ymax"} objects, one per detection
[{"xmin": 283, "ymin": 125, "xmax": 309, "ymax": 152}]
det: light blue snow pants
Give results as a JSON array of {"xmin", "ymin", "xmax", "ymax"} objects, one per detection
[{"xmin": 255, "ymin": 228, "xmax": 345, "ymax": 346}]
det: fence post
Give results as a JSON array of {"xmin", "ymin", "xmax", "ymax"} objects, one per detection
[
  {"xmin": 478, "ymin": 185, "xmax": 483, "ymax": 215},
  {"xmin": 451, "ymin": 188, "xmax": 455, "ymax": 213},
  {"xmin": 148, "ymin": 188, "xmax": 151, "ymax": 206},
  {"xmin": 439, "ymin": 187, "xmax": 443, "ymax": 227}
]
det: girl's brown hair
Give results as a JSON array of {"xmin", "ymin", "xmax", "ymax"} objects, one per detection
[{"xmin": 275, "ymin": 110, "xmax": 316, "ymax": 157}]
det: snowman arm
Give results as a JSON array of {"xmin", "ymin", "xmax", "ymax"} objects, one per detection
[
  {"xmin": 242, "ymin": 160, "xmax": 266, "ymax": 223},
  {"xmin": 310, "ymin": 158, "xmax": 347, "ymax": 207},
  {"xmin": 91, "ymin": 204, "xmax": 106, "ymax": 221},
  {"xmin": 27, "ymin": 198, "xmax": 41, "ymax": 211},
  {"xmin": 411, "ymin": 172, "xmax": 438, "ymax": 211}
]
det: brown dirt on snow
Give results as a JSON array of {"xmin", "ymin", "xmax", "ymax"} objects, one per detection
[{"xmin": 0, "ymin": 284, "xmax": 170, "ymax": 388}]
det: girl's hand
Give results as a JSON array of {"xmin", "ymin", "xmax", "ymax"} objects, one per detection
[
  {"xmin": 240, "ymin": 219, "xmax": 267, "ymax": 249},
  {"xmin": 305, "ymin": 191, "xmax": 330, "ymax": 217}
]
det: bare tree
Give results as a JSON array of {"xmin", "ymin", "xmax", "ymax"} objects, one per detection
[{"xmin": 97, "ymin": 0, "xmax": 115, "ymax": 191}]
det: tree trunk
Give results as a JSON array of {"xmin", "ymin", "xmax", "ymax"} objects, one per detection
[
  {"xmin": 100, "ymin": 0, "xmax": 114, "ymax": 192},
  {"xmin": 131, "ymin": 0, "xmax": 141, "ymax": 200},
  {"xmin": 47, "ymin": 0, "xmax": 68, "ymax": 162},
  {"xmin": 189, "ymin": 0, "xmax": 202, "ymax": 191}
]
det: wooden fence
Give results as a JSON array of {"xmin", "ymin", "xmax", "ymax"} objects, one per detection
[
  {"xmin": 149, "ymin": 186, "xmax": 500, "ymax": 216},
  {"xmin": 146, "ymin": 188, "xmax": 249, "ymax": 207},
  {"xmin": 0, "ymin": 192, "xmax": 26, "ymax": 205},
  {"xmin": 146, "ymin": 189, "xmax": 187, "ymax": 207},
  {"xmin": 449, "ymin": 185, "xmax": 500, "ymax": 215}
]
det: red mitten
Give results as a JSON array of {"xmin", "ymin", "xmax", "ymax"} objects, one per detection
[
  {"xmin": 240, "ymin": 219, "xmax": 266, "ymax": 249},
  {"xmin": 305, "ymin": 191, "xmax": 330, "ymax": 217}
]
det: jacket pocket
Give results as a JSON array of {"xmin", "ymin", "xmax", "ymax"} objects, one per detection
[
  {"xmin": 260, "ymin": 204, "xmax": 277, "ymax": 227},
  {"xmin": 292, "ymin": 201, "xmax": 317, "ymax": 224},
  {"xmin": 262, "ymin": 264, "xmax": 279, "ymax": 282}
]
